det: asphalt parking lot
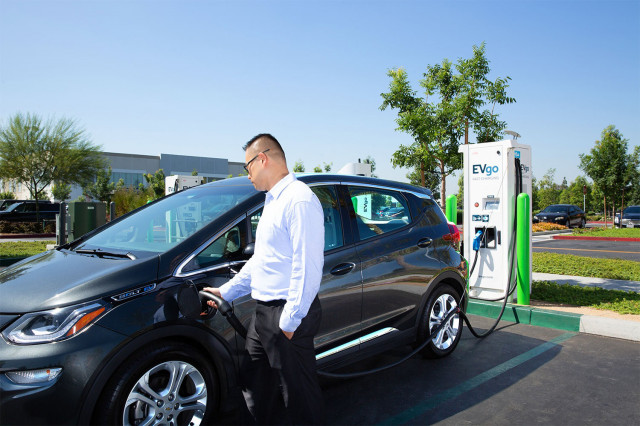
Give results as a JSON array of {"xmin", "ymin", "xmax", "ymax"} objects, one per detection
[
  {"xmin": 220, "ymin": 316, "xmax": 640, "ymax": 425},
  {"xmin": 320, "ymin": 316, "xmax": 639, "ymax": 425},
  {"xmin": 532, "ymin": 237, "xmax": 640, "ymax": 261}
]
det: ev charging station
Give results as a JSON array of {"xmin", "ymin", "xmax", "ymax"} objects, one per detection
[{"xmin": 459, "ymin": 140, "xmax": 532, "ymax": 301}]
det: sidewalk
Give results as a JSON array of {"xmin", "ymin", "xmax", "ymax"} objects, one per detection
[{"xmin": 532, "ymin": 272, "xmax": 640, "ymax": 293}]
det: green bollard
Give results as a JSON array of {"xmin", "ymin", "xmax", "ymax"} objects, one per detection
[
  {"xmin": 517, "ymin": 193, "xmax": 531, "ymax": 305},
  {"xmin": 446, "ymin": 194, "xmax": 457, "ymax": 224}
]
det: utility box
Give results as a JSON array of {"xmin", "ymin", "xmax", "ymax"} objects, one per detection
[
  {"xmin": 68, "ymin": 202, "xmax": 106, "ymax": 241},
  {"xmin": 459, "ymin": 140, "xmax": 532, "ymax": 300}
]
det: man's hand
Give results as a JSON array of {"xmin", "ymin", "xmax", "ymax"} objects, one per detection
[
  {"xmin": 282, "ymin": 330, "xmax": 294, "ymax": 340},
  {"xmin": 202, "ymin": 287, "xmax": 223, "ymax": 309}
]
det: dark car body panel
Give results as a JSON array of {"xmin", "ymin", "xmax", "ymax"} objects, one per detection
[
  {"xmin": 0, "ymin": 201, "xmax": 60, "ymax": 222},
  {"xmin": 0, "ymin": 175, "xmax": 466, "ymax": 424}
]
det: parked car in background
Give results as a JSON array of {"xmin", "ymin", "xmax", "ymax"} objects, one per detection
[
  {"xmin": 614, "ymin": 205, "xmax": 640, "ymax": 228},
  {"xmin": 0, "ymin": 175, "xmax": 466, "ymax": 425},
  {"xmin": 533, "ymin": 204, "xmax": 586, "ymax": 228},
  {"xmin": 0, "ymin": 201, "xmax": 60, "ymax": 222}
]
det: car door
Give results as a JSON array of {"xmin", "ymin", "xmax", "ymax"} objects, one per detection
[
  {"xmin": 345, "ymin": 185, "xmax": 444, "ymax": 338},
  {"xmin": 228, "ymin": 185, "xmax": 363, "ymax": 360}
]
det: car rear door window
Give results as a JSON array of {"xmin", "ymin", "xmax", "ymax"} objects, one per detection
[
  {"xmin": 346, "ymin": 186, "xmax": 411, "ymax": 240},
  {"xmin": 310, "ymin": 185, "xmax": 344, "ymax": 251}
]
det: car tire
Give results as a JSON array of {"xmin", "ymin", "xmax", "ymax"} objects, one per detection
[
  {"xmin": 580, "ymin": 218, "xmax": 586, "ymax": 228},
  {"xmin": 94, "ymin": 341, "xmax": 219, "ymax": 426},
  {"xmin": 417, "ymin": 284, "xmax": 463, "ymax": 359}
]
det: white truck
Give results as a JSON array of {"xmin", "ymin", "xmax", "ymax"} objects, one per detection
[{"xmin": 165, "ymin": 175, "xmax": 204, "ymax": 195}]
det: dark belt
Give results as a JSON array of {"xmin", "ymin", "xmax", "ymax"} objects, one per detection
[{"xmin": 257, "ymin": 299, "xmax": 286, "ymax": 307}]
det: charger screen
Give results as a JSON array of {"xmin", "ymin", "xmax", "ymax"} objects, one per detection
[{"xmin": 484, "ymin": 200, "xmax": 500, "ymax": 210}]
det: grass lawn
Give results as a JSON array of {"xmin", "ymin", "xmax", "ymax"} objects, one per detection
[
  {"xmin": 0, "ymin": 241, "xmax": 56, "ymax": 258},
  {"xmin": 532, "ymin": 280, "xmax": 640, "ymax": 315},
  {"xmin": 533, "ymin": 252, "xmax": 640, "ymax": 281},
  {"xmin": 571, "ymin": 227, "xmax": 640, "ymax": 238}
]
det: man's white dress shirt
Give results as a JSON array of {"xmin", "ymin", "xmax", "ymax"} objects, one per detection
[{"xmin": 218, "ymin": 173, "xmax": 325, "ymax": 332}]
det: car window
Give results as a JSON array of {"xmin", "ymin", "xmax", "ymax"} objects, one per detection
[
  {"xmin": 249, "ymin": 208, "xmax": 262, "ymax": 241},
  {"xmin": 78, "ymin": 181, "xmax": 256, "ymax": 253},
  {"xmin": 347, "ymin": 186, "xmax": 410, "ymax": 241},
  {"xmin": 311, "ymin": 185, "xmax": 344, "ymax": 251},
  {"xmin": 247, "ymin": 185, "xmax": 344, "ymax": 252},
  {"xmin": 182, "ymin": 224, "xmax": 246, "ymax": 272}
]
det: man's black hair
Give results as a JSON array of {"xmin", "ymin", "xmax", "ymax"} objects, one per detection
[{"xmin": 243, "ymin": 133, "xmax": 284, "ymax": 155}]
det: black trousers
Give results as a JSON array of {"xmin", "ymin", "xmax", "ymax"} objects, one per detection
[{"xmin": 240, "ymin": 296, "xmax": 324, "ymax": 425}]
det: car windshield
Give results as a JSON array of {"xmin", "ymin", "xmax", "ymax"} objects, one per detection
[
  {"xmin": 542, "ymin": 206, "xmax": 568, "ymax": 213},
  {"xmin": 624, "ymin": 206, "xmax": 640, "ymax": 214},
  {"xmin": 77, "ymin": 180, "xmax": 257, "ymax": 254}
]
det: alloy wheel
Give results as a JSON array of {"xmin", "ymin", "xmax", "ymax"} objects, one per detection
[
  {"xmin": 123, "ymin": 360, "xmax": 207, "ymax": 426},
  {"xmin": 428, "ymin": 293, "xmax": 460, "ymax": 350}
]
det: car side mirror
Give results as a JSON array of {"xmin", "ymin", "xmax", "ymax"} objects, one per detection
[{"xmin": 243, "ymin": 243, "xmax": 255, "ymax": 257}]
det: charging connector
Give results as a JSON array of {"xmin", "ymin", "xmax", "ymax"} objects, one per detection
[{"xmin": 472, "ymin": 230, "xmax": 483, "ymax": 251}]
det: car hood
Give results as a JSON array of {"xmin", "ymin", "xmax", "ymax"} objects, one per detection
[{"xmin": 0, "ymin": 249, "xmax": 159, "ymax": 313}]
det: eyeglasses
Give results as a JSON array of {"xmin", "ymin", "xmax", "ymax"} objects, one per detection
[{"xmin": 244, "ymin": 149, "xmax": 270, "ymax": 173}]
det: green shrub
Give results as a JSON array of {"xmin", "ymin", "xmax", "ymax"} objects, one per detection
[
  {"xmin": 112, "ymin": 187, "xmax": 151, "ymax": 218},
  {"xmin": 0, "ymin": 221, "xmax": 56, "ymax": 234}
]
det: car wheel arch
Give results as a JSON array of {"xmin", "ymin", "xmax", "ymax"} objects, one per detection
[
  {"xmin": 414, "ymin": 269, "xmax": 466, "ymax": 332},
  {"xmin": 79, "ymin": 324, "xmax": 238, "ymax": 424}
]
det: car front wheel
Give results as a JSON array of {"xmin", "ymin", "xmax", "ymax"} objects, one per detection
[
  {"xmin": 417, "ymin": 284, "xmax": 463, "ymax": 358},
  {"xmin": 94, "ymin": 341, "xmax": 218, "ymax": 425}
]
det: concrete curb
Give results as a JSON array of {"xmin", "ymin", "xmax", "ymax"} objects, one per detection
[{"xmin": 467, "ymin": 299, "xmax": 640, "ymax": 342}]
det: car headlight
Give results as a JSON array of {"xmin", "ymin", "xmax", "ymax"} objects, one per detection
[{"xmin": 2, "ymin": 301, "xmax": 110, "ymax": 345}]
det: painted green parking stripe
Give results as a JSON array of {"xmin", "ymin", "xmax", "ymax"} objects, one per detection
[{"xmin": 379, "ymin": 332, "xmax": 576, "ymax": 425}]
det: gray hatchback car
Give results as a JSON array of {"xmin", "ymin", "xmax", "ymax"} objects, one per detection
[{"xmin": 0, "ymin": 175, "xmax": 466, "ymax": 425}]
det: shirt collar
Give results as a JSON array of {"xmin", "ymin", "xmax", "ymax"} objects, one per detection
[{"xmin": 266, "ymin": 173, "xmax": 297, "ymax": 201}]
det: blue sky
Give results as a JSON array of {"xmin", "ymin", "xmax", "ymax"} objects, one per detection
[{"xmin": 1, "ymin": 0, "xmax": 638, "ymax": 196}]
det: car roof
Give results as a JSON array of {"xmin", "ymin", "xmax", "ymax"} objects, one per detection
[{"xmin": 209, "ymin": 174, "xmax": 433, "ymax": 197}]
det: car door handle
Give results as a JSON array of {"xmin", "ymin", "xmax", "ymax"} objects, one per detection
[
  {"xmin": 417, "ymin": 238, "xmax": 432, "ymax": 248},
  {"xmin": 330, "ymin": 262, "xmax": 356, "ymax": 276}
]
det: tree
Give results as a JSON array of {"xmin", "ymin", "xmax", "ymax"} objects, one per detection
[
  {"xmin": 323, "ymin": 162, "xmax": 332, "ymax": 173},
  {"xmin": 579, "ymin": 125, "xmax": 633, "ymax": 224},
  {"xmin": 144, "ymin": 169, "xmax": 166, "ymax": 200},
  {"xmin": 0, "ymin": 113, "xmax": 106, "ymax": 222},
  {"xmin": 536, "ymin": 169, "xmax": 561, "ymax": 209},
  {"xmin": 381, "ymin": 43, "xmax": 515, "ymax": 206},
  {"xmin": 83, "ymin": 166, "xmax": 116, "ymax": 203},
  {"xmin": 0, "ymin": 191, "xmax": 16, "ymax": 200},
  {"xmin": 623, "ymin": 145, "xmax": 640, "ymax": 206},
  {"xmin": 293, "ymin": 161, "xmax": 305, "ymax": 173},
  {"xmin": 559, "ymin": 176, "xmax": 591, "ymax": 211},
  {"xmin": 313, "ymin": 165, "xmax": 323, "ymax": 173},
  {"xmin": 51, "ymin": 182, "xmax": 72, "ymax": 201},
  {"xmin": 407, "ymin": 167, "xmax": 441, "ymax": 201}
]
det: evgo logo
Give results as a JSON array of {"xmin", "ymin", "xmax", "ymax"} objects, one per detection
[{"xmin": 473, "ymin": 164, "xmax": 499, "ymax": 176}]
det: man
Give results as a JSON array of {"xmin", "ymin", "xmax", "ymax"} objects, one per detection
[{"xmin": 204, "ymin": 133, "xmax": 325, "ymax": 424}]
